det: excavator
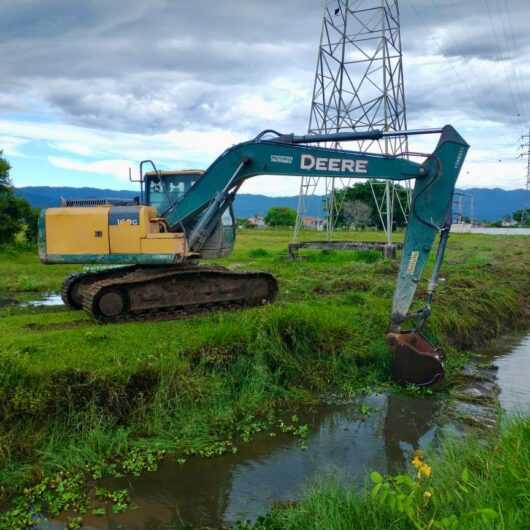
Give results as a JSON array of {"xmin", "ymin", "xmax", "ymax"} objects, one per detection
[{"xmin": 38, "ymin": 125, "xmax": 469, "ymax": 386}]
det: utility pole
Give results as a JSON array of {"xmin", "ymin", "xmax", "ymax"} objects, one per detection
[
  {"xmin": 519, "ymin": 128, "xmax": 530, "ymax": 225},
  {"xmin": 294, "ymin": 0, "xmax": 409, "ymax": 243}
]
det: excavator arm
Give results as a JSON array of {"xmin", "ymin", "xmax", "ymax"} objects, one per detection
[
  {"xmin": 167, "ymin": 126, "xmax": 468, "ymax": 323},
  {"xmin": 164, "ymin": 125, "xmax": 469, "ymax": 385}
]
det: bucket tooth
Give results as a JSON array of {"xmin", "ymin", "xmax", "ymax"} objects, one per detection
[{"xmin": 387, "ymin": 331, "xmax": 444, "ymax": 386}]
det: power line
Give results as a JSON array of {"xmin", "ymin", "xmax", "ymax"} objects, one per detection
[
  {"xmin": 482, "ymin": 0, "xmax": 526, "ymax": 124},
  {"xmin": 498, "ymin": 0, "xmax": 530, "ymax": 120},
  {"xmin": 519, "ymin": 128, "xmax": 530, "ymax": 224},
  {"xmin": 407, "ymin": 2, "xmax": 477, "ymax": 105},
  {"xmin": 421, "ymin": 0, "xmax": 526, "ymax": 128},
  {"xmin": 416, "ymin": 1, "xmax": 527, "ymax": 145}
]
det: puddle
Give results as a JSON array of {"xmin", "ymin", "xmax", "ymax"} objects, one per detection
[
  {"xmin": 23, "ymin": 294, "xmax": 64, "ymax": 307},
  {"xmin": 0, "ymin": 293, "xmax": 64, "ymax": 308},
  {"xmin": 48, "ymin": 394, "xmax": 440, "ymax": 530},
  {"xmin": 44, "ymin": 332, "xmax": 530, "ymax": 530}
]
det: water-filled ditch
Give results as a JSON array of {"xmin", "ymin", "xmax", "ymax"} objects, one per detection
[{"xmin": 44, "ymin": 332, "xmax": 530, "ymax": 530}]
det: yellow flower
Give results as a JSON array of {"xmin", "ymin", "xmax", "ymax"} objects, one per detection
[
  {"xmin": 412, "ymin": 453, "xmax": 432, "ymax": 478},
  {"xmin": 423, "ymin": 490, "xmax": 433, "ymax": 499},
  {"xmin": 411, "ymin": 456, "xmax": 423, "ymax": 469},
  {"xmin": 419, "ymin": 463, "xmax": 432, "ymax": 478}
]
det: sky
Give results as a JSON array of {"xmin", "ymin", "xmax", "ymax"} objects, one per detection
[{"xmin": 1, "ymin": 0, "xmax": 530, "ymax": 196}]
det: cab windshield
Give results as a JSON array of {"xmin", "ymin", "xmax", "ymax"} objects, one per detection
[{"xmin": 147, "ymin": 174, "xmax": 199, "ymax": 213}]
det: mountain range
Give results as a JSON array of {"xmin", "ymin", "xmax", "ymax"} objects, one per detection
[{"xmin": 15, "ymin": 186, "xmax": 530, "ymax": 222}]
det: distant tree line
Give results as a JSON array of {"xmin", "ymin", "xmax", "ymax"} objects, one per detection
[
  {"xmin": 488, "ymin": 208, "xmax": 530, "ymax": 228},
  {"xmin": 0, "ymin": 151, "xmax": 39, "ymax": 246},
  {"xmin": 240, "ymin": 182, "xmax": 410, "ymax": 231},
  {"xmin": 513, "ymin": 208, "xmax": 530, "ymax": 226},
  {"xmin": 329, "ymin": 181, "xmax": 409, "ymax": 229},
  {"xmin": 264, "ymin": 207, "xmax": 297, "ymax": 227}
]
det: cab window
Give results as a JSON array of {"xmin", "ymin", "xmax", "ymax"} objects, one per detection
[
  {"xmin": 147, "ymin": 174, "xmax": 198, "ymax": 213},
  {"xmin": 148, "ymin": 177, "xmax": 166, "ymax": 211}
]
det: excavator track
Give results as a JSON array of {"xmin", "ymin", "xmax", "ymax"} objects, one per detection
[
  {"xmin": 80, "ymin": 266, "xmax": 278, "ymax": 323},
  {"xmin": 60, "ymin": 266, "xmax": 137, "ymax": 309},
  {"xmin": 61, "ymin": 272, "xmax": 89, "ymax": 309}
]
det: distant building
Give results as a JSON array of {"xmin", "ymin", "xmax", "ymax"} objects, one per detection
[
  {"xmin": 501, "ymin": 218, "xmax": 518, "ymax": 227},
  {"xmin": 302, "ymin": 216, "xmax": 326, "ymax": 231},
  {"xmin": 247, "ymin": 215, "xmax": 266, "ymax": 228},
  {"xmin": 451, "ymin": 223, "xmax": 473, "ymax": 233}
]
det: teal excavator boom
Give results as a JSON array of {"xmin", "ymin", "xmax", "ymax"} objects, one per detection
[
  {"xmin": 41, "ymin": 125, "xmax": 469, "ymax": 386},
  {"xmin": 164, "ymin": 124, "xmax": 468, "ymax": 344}
]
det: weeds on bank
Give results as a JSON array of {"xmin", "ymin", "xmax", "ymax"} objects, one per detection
[
  {"xmin": 369, "ymin": 453, "xmax": 497, "ymax": 530},
  {"xmin": 0, "ymin": 411, "xmax": 313, "ymax": 529}
]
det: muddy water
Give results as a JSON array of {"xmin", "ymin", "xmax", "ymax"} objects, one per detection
[
  {"xmin": 57, "ymin": 394, "xmax": 440, "ymax": 530},
  {"xmin": 46, "ymin": 332, "xmax": 530, "ymax": 530}
]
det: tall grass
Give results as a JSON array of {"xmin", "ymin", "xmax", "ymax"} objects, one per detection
[{"xmin": 0, "ymin": 302, "xmax": 387, "ymax": 489}]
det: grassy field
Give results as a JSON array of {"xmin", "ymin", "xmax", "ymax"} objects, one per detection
[{"xmin": 0, "ymin": 229, "xmax": 529, "ymax": 527}]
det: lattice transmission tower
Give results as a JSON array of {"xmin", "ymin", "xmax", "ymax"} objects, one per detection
[
  {"xmin": 520, "ymin": 128, "xmax": 530, "ymax": 225},
  {"xmin": 452, "ymin": 191, "xmax": 474, "ymax": 225},
  {"xmin": 294, "ymin": 0, "xmax": 409, "ymax": 242}
]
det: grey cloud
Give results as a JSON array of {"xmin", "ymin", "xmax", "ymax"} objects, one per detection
[
  {"xmin": 399, "ymin": 0, "xmax": 530, "ymax": 59},
  {"xmin": 1, "ymin": 0, "xmax": 530, "ymax": 136}
]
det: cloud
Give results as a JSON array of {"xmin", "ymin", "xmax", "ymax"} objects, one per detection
[
  {"xmin": 2, "ymin": 0, "xmax": 529, "ymax": 136},
  {"xmin": 0, "ymin": 118, "xmax": 247, "ymax": 171},
  {"xmin": 50, "ymin": 142, "xmax": 93, "ymax": 157},
  {"xmin": 0, "ymin": 0, "xmax": 321, "ymax": 135},
  {"xmin": 459, "ymin": 160, "xmax": 525, "ymax": 189},
  {"xmin": 48, "ymin": 156, "xmax": 133, "ymax": 181},
  {"xmin": 0, "ymin": 136, "xmax": 29, "ymax": 157},
  {"xmin": 1, "ymin": 0, "xmax": 530, "ymax": 191}
]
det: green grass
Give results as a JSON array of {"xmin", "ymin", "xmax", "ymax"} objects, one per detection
[
  {"xmin": 0, "ymin": 245, "xmax": 79, "ymax": 295},
  {"xmin": 0, "ymin": 229, "xmax": 529, "ymax": 527},
  {"xmin": 245, "ymin": 416, "xmax": 530, "ymax": 530}
]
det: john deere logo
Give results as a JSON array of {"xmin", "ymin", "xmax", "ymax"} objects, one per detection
[{"xmin": 300, "ymin": 154, "xmax": 368, "ymax": 174}]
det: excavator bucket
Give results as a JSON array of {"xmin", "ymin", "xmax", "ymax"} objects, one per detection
[{"xmin": 387, "ymin": 331, "xmax": 444, "ymax": 386}]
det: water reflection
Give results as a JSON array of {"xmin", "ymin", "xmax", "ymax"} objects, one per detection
[
  {"xmin": 495, "ymin": 334, "xmax": 530, "ymax": 414},
  {"xmin": 69, "ymin": 393, "xmax": 440, "ymax": 530},
  {"xmin": 383, "ymin": 394, "xmax": 438, "ymax": 475}
]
